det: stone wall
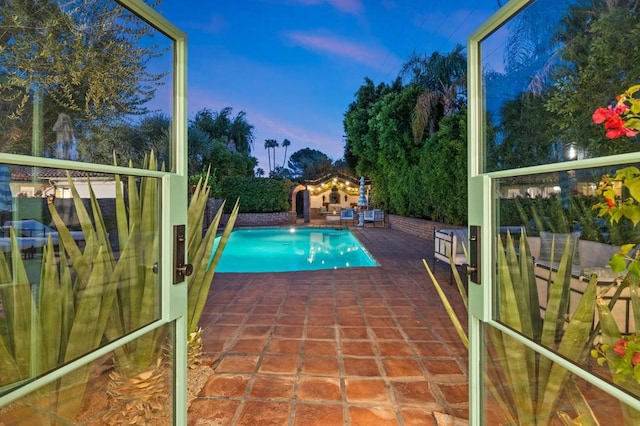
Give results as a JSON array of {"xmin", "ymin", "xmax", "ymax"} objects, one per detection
[
  {"xmin": 387, "ymin": 214, "xmax": 465, "ymax": 241},
  {"xmin": 222, "ymin": 211, "xmax": 297, "ymax": 227}
]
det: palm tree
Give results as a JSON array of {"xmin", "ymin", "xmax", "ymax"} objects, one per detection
[
  {"xmin": 399, "ymin": 44, "xmax": 467, "ymax": 142},
  {"xmin": 264, "ymin": 139, "xmax": 276, "ymax": 172},
  {"xmin": 228, "ymin": 110, "xmax": 254, "ymax": 155},
  {"xmin": 271, "ymin": 139, "xmax": 279, "ymax": 171},
  {"xmin": 281, "ymin": 138, "xmax": 291, "ymax": 168},
  {"xmin": 192, "ymin": 107, "xmax": 254, "ymax": 155},
  {"xmin": 256, "ymin": 167, "xmax": 265, "ymax": 177}
]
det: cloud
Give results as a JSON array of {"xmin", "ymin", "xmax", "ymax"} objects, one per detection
[
  {"xmin": 284, "ymin": 31, "xmax": 398, "ymax": 71},
  {"xmin": 290, "ymin": 0, "xmax": 364, "ymax": 15},
  {"xmin": 189, "ymin": 14, "xmax": 228, "ymax": 35}
]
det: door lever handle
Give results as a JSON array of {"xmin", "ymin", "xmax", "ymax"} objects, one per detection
[
  {"xmin": 177, "ymin": 263, "xmax": 193, "ymax": 277},
  {"xmin": 464, "ymin": 264, "xmax": 478, "ymax": 275}
]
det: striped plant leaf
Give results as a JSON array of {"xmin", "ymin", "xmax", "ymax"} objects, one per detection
[
  {"xmin": 426, "ymin": 229, "xmax": 598, "ymax": 425},
  {"xmin": 39, "ymin": 237, "xmax": 62, "ymax": 371},
  {"xmin": 422, "ymin": 258, "xmax": 517, "ymax": 424},
  {"xmin": 188, "ymin": 193, "xmax": 239, "ymax": 332},
  {"xmin": 537, "ymin": 275, "xmax": 597, "ymax": 420}
]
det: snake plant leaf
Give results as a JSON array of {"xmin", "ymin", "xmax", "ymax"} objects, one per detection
[
  {"xmin": 563, "ymin": 379, "xmax": 601, "ymax": 426},
  {"xmin": 187, "ymin": 167, "xmax": 211, "ymax": 256},
  {"xmin": 0, "ymin": 246, "xmax": 24, "ymax": 387},
  {"xmin": 422, "ymin": 258, "xmax": 517, "ymax": 424},
  {"xmin": 496, "ymin": 239, "xmax": 535, "ymax": 423},
  {"xmin": 64, "ymin": 171, "xmax": 95, "ymax": 247},
  {"xmin": 422, "ymin": 259, "xmax": 468, "ymax": 348},
  {"xmin": 537, "ymin": 275, "xmax": 597, "ymax": 420},
  {"xmin": 505, "ymin": 232, "xmax": 535, "ymax": 340},
  {"xmin": 596, "ymin": 293, "xmax": 623, "ymax": 348},
  {"xmin": 6, "ymin": 229, "xmax": 38, "ymax": 379},
  {"xmin": 188, "ymin": 198, "xmax": 239, "ymax": 334},
  {"xmin": 540, "ymin": 235, "xmax": 574, "ymax": 347},
  {"xmin": 39, "ymin": 236, "xmax": 62, "ymax": 371},
  {"xmin": 86, "ymin": 177, "xmax": 115, "ymax": 266},
  {"xmin": 503, "ymin": 233, "xmax": 538, "ymax": 397},
  {"xmin": 537, "ymin": 236, "xmax": 575, "ymax": 398},
  {"xmin": 63, "ymin": 245, "xmax": 109, "ymax": 362},
  {"xmin": 628, "ymin": 273, "xmax": 640, "ymax": 333},
  {"xmin": 48, "ymin": 199, "xmax": 91, "ymax": 290},
  {"xmin": 114, "ymin": 173, "xmax": 129, "ymax": 254},
  {"xmin": 519, "ymin": 235, "xmax": 543, "ymax": 342},
  {"xmin": 59, "ymin": 241, "xmax": 74, "ymax": 358}
]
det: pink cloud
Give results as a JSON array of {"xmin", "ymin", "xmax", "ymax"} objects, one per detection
[
  {"xmin": 285, "ymin": 31, "xmax": 397, "ymax": 71},
  {"xmin": 292, "ymin": 0, "xmax": 363, "ymax": 15}
]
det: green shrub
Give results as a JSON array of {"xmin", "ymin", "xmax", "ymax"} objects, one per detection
[{"xmin": 220, "ymin": 176, "xmax": 291, "ymax": 213}]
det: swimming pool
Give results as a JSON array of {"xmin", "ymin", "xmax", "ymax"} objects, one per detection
[{"xmin": 210, "ymin": 227, "xmax": 379, "ymax": 273}]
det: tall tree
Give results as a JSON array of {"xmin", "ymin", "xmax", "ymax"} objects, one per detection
[
  {"xmin": 399, "ymin": 44, "xmax": 467, "ymax": 142},
  {"xmin": 0, "ymin": 0, "xmax": 166, "ymax": 157},
  {"xmin": 545, "ymin": 0, "xmax": 640, "ymax": 157},
  {"xmin": 343, "ymin": 77, "xmax": 403, "ymax": 175},
  {"xmin": 270, "ymin": 139, "xmax": 279, "ymax": 171},
  {"xmin": 281, "ymin": 138, "xmax": 291, "ymax": 169},
  {"xmin": 264, "ymin": 138, "xmax": 277, "ymax": 172},
  {"xmin": 287, "ymin": 148, "xmax": 332, "ymax": 179},
  {"xmin": 191, "ymin": 107, "xmax": 254, "ymax": 155},
  {"xmin": 228, "ymin": 110, "xmax": 254, "ymax": 155}
]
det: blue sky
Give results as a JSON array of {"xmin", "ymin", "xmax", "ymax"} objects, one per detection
[{"xmin": 155, "ymin": 0, "xmax": 500, "ymax": 173}]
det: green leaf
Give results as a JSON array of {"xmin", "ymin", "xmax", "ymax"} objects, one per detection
[{"xmin": 609, "ymin": 254, "xmax": 627, "ymax": 272}]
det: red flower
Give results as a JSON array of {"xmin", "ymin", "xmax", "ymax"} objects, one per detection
[
  {"xmin": 592, "ymin": 107, "xmax": 613, "ymax": 124},
  {"xmin": 593, "ymin": 103, "xmax": 637, "ymax": 138},
  {"xmin": 614, "ymin": 338, "xmax": 628, "ymax": 357},
  {"xmin": 632, "ymin": 352, "xmax": 640, "ymax": 366},
  {"xmin": 605, "ymin": 197, "xmax": 615, "ymax": 209}
]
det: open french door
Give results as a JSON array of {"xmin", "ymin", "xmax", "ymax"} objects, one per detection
[
  {"xmin": 0, "ymin": 1, "xmax": 189, "ymax": 424},
  {"xmin": 468, "ymin": 0, "xmax": 640, "ymax": 424}
]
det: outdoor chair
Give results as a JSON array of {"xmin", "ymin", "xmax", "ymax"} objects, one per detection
[
  {"xmin": 433, "ymin": 229, "xmax": 467, "ymax": 284},
  {"xmin": 339, "ymin": 208, "xmax": 357, "ymax": 226},
  {"xmin": 363, "ymin": 209, "xmax": 385, "ymax": 227}
]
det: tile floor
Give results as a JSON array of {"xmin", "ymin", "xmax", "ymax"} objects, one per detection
[{"xmin": 188, "ymin": 226, "xmax": 470, "ymax": 426}]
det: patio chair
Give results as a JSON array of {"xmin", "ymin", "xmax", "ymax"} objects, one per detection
[
  {"xmin": 363, "ymin": 209, "xmax": 385, "ymax": 227},
  {"xmin": 339, "ymin": 208, "xmax": 356, "ymax": 226},
  {"xmin": 433, "ymin": 229, "xmax": 467, "ymax": 284}
]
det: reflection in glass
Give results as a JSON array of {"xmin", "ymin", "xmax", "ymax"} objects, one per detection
[
  {"xmin": 493, "ymin": 165, "xmax": 640, "ymax": 403},
  {"xmin": 0, "ymin": 1, "xmax": 174, "ymax": 170},
  {"xmin": 483, "ymin": 324, "xmax": 632, "ymax": 424},
  {"xmin": 0, "ymin": 323, "xmax": 175, "ymax": 424},
  {"xmin": 0, "ymin": 163, "xmax": 160, "ymax": 396},
  {"xmin": 480, "ymin": 0, "xmax": 640, "ymax": 172},
  {"xmin": 494, "ymin": 166, "xmax": 627, "ymax": 339}
]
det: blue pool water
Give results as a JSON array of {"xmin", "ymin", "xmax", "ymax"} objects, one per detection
[{"xmin": 211, "ymin": 227, "xmax": 378, "ymax": 273}]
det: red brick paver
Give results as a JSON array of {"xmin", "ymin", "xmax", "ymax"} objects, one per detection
[{"xmin": 188, "ymin": 226, "xmax": 469, "ymax": 425}]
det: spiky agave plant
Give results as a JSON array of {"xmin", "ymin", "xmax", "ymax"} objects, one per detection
[
  {"xmin": 423, "ymin": 231, "xmax": 600, "ymax": 425},
  {"xmin": 96, "ymin": 152, "xmax": 173, "ymax": 424},
  {"xmin": 185, "ymin": 168, "xmax": 239, "ymax": 368},
  {"xmin": 0, "ymin": 171, "xmax": 123, "ymax": 423}
]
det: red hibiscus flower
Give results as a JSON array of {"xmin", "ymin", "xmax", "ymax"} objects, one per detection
[
  {"xmin": 614, "ymin": 338, "xmax": 628, "ymax": 357},
  {"xmin": 605, "ymin": 197, "xmax": 615, "ymax": 209}
]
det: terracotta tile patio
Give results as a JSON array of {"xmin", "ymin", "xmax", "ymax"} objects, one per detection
[{"xmin": 188, "ymin": 226, "xmax": 469, "ymax": 425}]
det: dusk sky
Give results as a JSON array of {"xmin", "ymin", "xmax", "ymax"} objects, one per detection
[{"xmin": 155, "ymin": 0, "xmax": 502, "ymax": 173}]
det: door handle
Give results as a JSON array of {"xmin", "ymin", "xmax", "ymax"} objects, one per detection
[
  {"xmin": 173, "ymin": 224, "xmax": 193, "ymax": 284},
  {"xmin": 468, "ymin": 225, "xmax": 481, "ymax": 284}
]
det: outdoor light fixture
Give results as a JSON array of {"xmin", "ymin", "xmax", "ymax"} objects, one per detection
[{"xmin": 563, "ymin": 143, "xmax": 578, "ymax": 161}]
